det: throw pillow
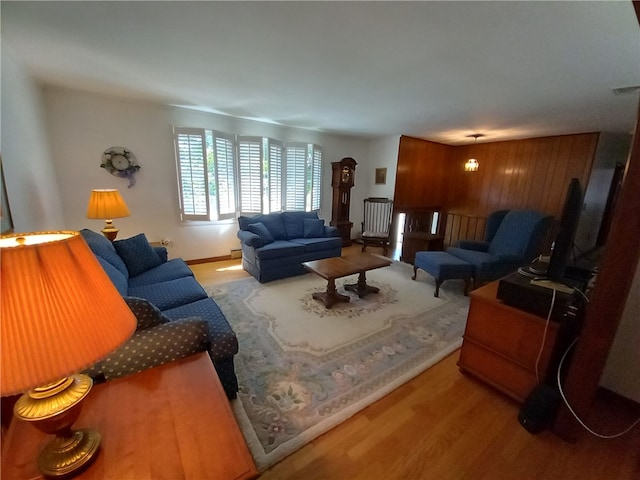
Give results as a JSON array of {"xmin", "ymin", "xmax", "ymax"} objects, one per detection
[
  {"xmin": 303, "ymin": 218, "xmax": 326, "ymax": 238},
  {"xmin": 123, "ymin": 296, "xmax": 170, "ymax": 331},
  {"xmin": 113, "ymin": 233, "xmax": 164, "ymax": 277},
  {"xmin": 247, "ymin": 222, "xmax": 274, "ymax": 245}
]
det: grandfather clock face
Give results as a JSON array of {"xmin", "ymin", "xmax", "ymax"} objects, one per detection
[{"xmin": 341, "ymin": 166, "xmax": 351, "ymax": 185}]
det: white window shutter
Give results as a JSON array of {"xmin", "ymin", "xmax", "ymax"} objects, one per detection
[
  {"xmin": 285, "ymin": 143, "xmax": 307, "ymax": 211},
  {"xmin": 238, "ymin": 136, "xmax": 263, "ymax": 215},
  {"xmin": 174, "ymin": 127, "xmax": 210, "ymax": 221},
  {"xmin": 268, "ymin": 139, "xmax": 284, "ymax": 213},
  {"xmin": 213, "ymin": 132, "xmax": 237, "ymax": 220},
  {"xmin": 311, "ymin": 145, "xmax": 322, "ymax": 211}
]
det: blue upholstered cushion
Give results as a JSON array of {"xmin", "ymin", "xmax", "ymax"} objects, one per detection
[
  {"xmin": 282, "ymin": 211, "xmax": 319, "ymax": 239},
  {"xmin": 127, "ymin": 276, "xmax": 208, "ymax": 311},
  {"xmin": 114, "ymin": 233, "xmax": 164, "ymax": 277},
  {"xmin": 96, "ymin": 256, "xmax": 129, "ymax": 296},
  {"xmin": 303, "ymin": 218, "xmax": 325, "ymax": 238},
  {"xmin": 247, "ymin": 222, "xmax": 274, "ymax": 245},
  {"xmin": 290, "ymin": 236, "xmax": 342, "ymax": 253},
  {"xmin": 123, "ymin": 296, "xmax": 170, "ymax": 331},
  {"xmin": 254, "ymin": 240, "xmax": 306, "ymax": 260},
  {"xmin": 238, "ymin": 229, "xmax": 264, "ymax": 248},
  {"xmin": 81, "ymin": 229, "xmax": 128, "ymax": 277},
  {"xmin": 99, "ymin": 317, "xmax": 209, "ymax": 380},
  {"xmin": 415, "ymin": 251, "xmax": 473, "ymax": 279},
  {"xmin": 324, "ymin": 225, "xmax": 341, "ymax": 238},
  {"xmin": 444, "ymin": 247, "xmax": 495, "ymax": 271},
  {"xmin": 162, "ymin": 298, "xmax": 239, "ymax": 361},
  {"xmin": 239, "ymin": 213, "xmax": 287, "ymax": 240},
  {"xmin": 127, "ymin": 259, "xmax": 194, "ymax": 288},
  {"xmin": 488, "ymin": 210, "xmax": 548, "ymax": 258}
]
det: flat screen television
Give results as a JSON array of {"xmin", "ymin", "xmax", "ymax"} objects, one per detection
[{"xmin": 545, "ymin": 178, "xmax": 584, "ymax": 283}]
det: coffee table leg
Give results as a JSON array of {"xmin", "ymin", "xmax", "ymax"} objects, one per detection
[
  {"xmin": 312, "ymin": 278, "xmax": 350, "ymax": 309},
  {"xmin": 344, "ymin": 271, "xmax": 380, "ymax": 298}
]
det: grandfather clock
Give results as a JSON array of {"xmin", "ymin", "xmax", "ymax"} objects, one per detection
[{"xmin": 330, "ymin": 157, "xmax": 357, "ymax": 246}]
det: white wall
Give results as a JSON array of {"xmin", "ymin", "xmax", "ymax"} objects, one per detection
[
  {"xmin": 1, "ymin": 50, "xmax": 64, "ymax": 231},
  {"xmin": 42, "ymin": 86, "xmax": 372, "ymax": 260},
  {"xmin": 600, "ymin": 260, "xmax": 640, "ymax": 402},
  {"xmin": 349, "ymin": 135, "xmax": 400, "ymax": 238}
]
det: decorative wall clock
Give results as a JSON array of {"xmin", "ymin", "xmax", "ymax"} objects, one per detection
[{"xmin": 100, "ymin": 147, "xmax": 141, "ymax": 188}]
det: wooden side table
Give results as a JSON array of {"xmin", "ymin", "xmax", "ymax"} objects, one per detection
[
  {"xmin": 401, "ymin": 232, "xmax": 444, "ymax": 264},
  {"xmin": 1, "ymin": 353, "xmax": 258, "ymax": 480},
  {"xmin": 458, "ymin": 281, "xmax": 559, "ymax": 403}
]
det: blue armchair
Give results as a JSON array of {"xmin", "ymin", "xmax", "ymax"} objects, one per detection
[
  {"xmin": 446, "ymin": 209, "xmax": 552, "ymax": 284},
  {"xmin": 456, "ymin": 209, "xmax": 511, "ymax": 251}
]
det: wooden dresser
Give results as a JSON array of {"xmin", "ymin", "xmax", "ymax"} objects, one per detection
[
  {"xmin": 1, "ymin": 353, "xmax": 258, "ymax": 480},
  {"xmin": 458, "ymin": 281, "xmax": 559, "ymax": 403}
]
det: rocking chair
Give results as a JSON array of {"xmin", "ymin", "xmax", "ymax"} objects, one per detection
[{"xmin": 361, "ymin": 197, "xmax": 394, "ymax": 256}]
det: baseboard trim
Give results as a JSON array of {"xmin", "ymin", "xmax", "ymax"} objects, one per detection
[{"xmin": 186, "ymin": 255, "xmax": 232, "ymax": 265}]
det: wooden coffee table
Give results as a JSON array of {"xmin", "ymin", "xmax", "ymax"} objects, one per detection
[{"xmin": 302, "ymin": 253, "xmax": 392, "ymax": 308}]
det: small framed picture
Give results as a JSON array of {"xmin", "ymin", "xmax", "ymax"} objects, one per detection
[{"xmin": 375, "ymin": 168, "xmax": 387, "ymax": 185}]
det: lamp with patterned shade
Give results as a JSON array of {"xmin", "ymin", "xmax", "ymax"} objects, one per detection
[
  {"xmin": 0, "ymin": 231, "xmax": 136, "ymax": 477},
  {"xmin": 86, "ymin": 189, "xmax": 130, "ymax": 241}
]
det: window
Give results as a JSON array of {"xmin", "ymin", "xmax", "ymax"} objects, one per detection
[{"xmin": 173, "ymin": 127, "xmax": 322, "ymax": 221}]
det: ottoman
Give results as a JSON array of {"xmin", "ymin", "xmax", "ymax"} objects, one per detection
[{"xmin": 412, "ymin": 251, "xmax": 473, "ymax": 297}]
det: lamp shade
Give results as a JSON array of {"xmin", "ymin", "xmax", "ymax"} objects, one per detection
[
  {"xmin": 0, "ymin": 231, "xmax": 136, "ymax": 396},
  {"xmin": 86, "ymin": 189, "xmax": 130, "ymax": 219}
]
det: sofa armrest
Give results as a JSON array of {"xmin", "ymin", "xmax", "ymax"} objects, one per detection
[
  {"xmin": 238, "ymin": 229, "xmax": 264, "ymax": 248},
  {"xmin": 324, "ymin": 225, "xmax": 340, "ymax": 238},
  {"xmin": 123, "ymin": 296, "xmax": 170, "ymax": 331},
  {"xmin": 457, "ymin": 240, "xmax": 490, "ymax": 251},
  {"xmin": 153, "ymin": 246, "xmax": 168, "ymax": 262},
  {"xmin": 98, "ymin": 317, "xmax": 210, "ymax": 381}
]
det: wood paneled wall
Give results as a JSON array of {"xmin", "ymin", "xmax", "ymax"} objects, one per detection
[
  {"xmin": 395, "ymin": 133, "xmax": 600, "ymax": 247},
  {"xmin": 394, "ymin": 136, "xmax": 455, "ymax": 210}
]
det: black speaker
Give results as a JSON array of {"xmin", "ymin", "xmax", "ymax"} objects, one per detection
[{"xmin": 518, "ymin": 384, "xmax": 561, "ymax": 434}]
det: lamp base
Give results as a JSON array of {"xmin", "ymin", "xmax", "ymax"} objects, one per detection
[
  {"xmin": 38, "ymin": 428, "xmax": 101, "ymax": 477},
  {"xmin": 101, "ymin": 220, "xmax": 119, "ymax": 241},
  {"xmin": 101, "ymin": 228, "xmax": 119, "ymax": 241},
  {"xmin": 14, "ymin": 374, "xmax": 101, "ymax": 477}
]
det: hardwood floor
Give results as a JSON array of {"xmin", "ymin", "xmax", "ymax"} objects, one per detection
[{"xmin": 190, "ymin": 246, "xmax": 640, "ymax": 480}]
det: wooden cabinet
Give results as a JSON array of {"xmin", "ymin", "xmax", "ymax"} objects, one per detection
[
  {"xmin": 401, "ymin": 232, "xmax": 444, "ymax": 264},
  {"xmin": 458, "ymin": 281, "xmax": 559, "ymax": 403}
]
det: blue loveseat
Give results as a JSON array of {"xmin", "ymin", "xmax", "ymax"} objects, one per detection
[
  {"xmin": 237, "ymin": 211, "xmax": 342, "ymax": 282},
  {"xmin": 80, "ymin": 229, "xmax": 239, "ymax": 399}
]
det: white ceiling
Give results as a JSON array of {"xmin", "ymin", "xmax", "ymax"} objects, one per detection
[{"xmin": 2, "ymin": 1, "xmax": 639, "ymax": 144}]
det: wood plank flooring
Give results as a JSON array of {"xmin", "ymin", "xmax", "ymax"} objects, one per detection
[{"xmin": 191, "ymin": 246, "xmax": 640, "ymax": 480}]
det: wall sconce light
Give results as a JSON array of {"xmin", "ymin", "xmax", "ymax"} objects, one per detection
[{"xmin": 465, "ymin": 134, "xmax": 483, "ymax": 172}]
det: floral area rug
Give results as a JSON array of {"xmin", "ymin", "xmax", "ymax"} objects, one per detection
[{"xmin": 206, "ymin": 260, "xmax": 470, "ymax": 471}]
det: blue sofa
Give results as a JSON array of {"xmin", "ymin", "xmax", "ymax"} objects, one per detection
[
  {"xmin": 237, "ymin": 211, "xmax": 342, "ymax": 282},
  {"xmin": 80, "ymin": 229, "xmax": 239, "ymax": 399}
]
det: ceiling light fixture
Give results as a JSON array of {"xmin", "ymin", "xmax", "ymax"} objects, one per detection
[{"xmin": 465, "ymin": 134, "xmax": 483, "ymax": 172}]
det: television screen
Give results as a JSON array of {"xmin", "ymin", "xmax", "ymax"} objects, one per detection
[{"xmin": 546, "ymin": 178, "xmax": 584, "ymax": 283}]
